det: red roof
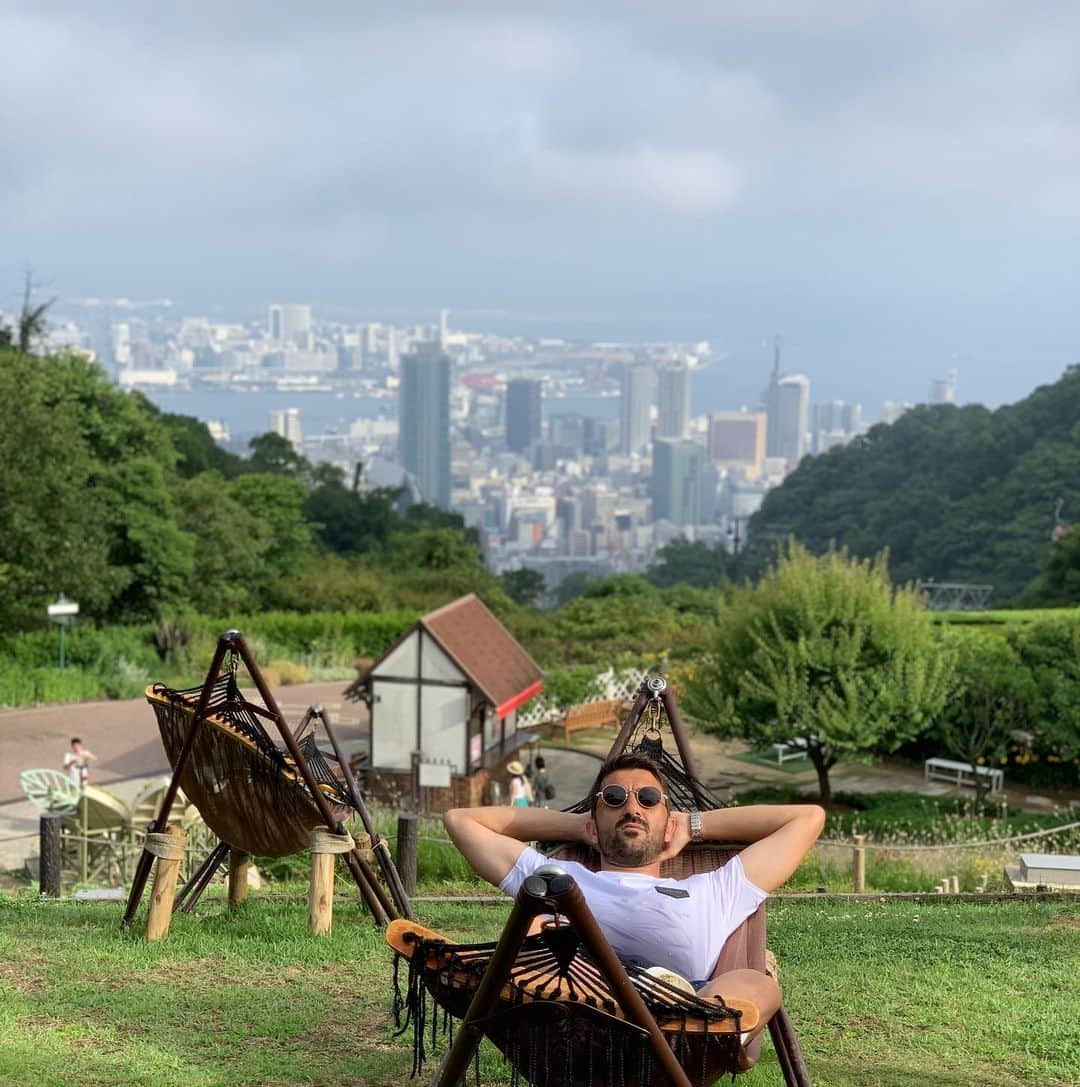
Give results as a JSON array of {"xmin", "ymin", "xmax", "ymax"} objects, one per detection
[{"xmin": 347, "ymin": 594, "xmax": 543, "ymax": 718}]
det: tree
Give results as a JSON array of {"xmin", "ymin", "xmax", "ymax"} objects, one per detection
[
  {"xmin": 934, "ymin": 629, "xmax": 1035, "ymax": 811},
  {"xmin": 0, "ymin": 348, "xmax": 113, "ymax": 627},
  {"xmin": 684, "ymin": 542, "xmax": 952, "ymax": 803},
  {"xmin": 501, "ymin": 568, "xmax": 546, "ymax": 606},
  {"xmin": 229, "ymin": 473, "xmax": 315, "ymax": 589},
  {"xmin": 647, "ymin": 537, "xmax": 729, "ymax": 589},
  {"xmin": 554, "ymin": 570, "xmax": 595, "ymax": 605},
  {"xmin": 246, "ymin": 432, "xmax": 312, "ymax": 478}
]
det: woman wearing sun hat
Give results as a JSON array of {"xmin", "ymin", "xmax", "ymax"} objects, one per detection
[{"xmin": 506, "ymin": 760, "xmax": 534, "ymax": 807}]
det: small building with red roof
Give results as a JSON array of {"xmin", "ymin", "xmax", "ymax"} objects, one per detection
[{"xmin": 345, "ymin": 594, "xmax": 543, "ymax": 808}]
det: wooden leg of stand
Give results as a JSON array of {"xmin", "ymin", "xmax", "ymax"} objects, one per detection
[
  {"xmin": 146, "ymin": 827, "xmax": 188, "ymax": 942},
  {"xmin": 228, "ymin": 850, "xmax": 249, "ymax": 908},
  {"xmin": 308, "ymin": 850, "xmax": 335, "ymax": 936}
]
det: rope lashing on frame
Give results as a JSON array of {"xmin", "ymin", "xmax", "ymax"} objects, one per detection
[{"xmin": 309, "ymin": 827, "xmax": 355, "ymax": 855}]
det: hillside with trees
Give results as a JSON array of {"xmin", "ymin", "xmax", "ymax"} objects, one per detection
[{"xmin": 741, "ymin": 365, "xmax": 1080, "ymax": 601}]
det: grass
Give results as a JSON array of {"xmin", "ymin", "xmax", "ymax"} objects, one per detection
[{"xmin": 0, "ymin": 892, "xmax": 1076, "ymax": 1086}]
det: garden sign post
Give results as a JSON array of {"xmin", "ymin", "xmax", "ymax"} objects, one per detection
[{"xmin": 47, "ymin": 594, "xmax": 79, "ymax": 670}]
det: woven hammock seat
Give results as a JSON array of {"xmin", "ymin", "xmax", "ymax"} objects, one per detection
[
  {"xmin": 389, "ymin": 897, "xmax": 756, "ymax": 1087},
  {"xmin": 147, "ymin": 675, "xmax": 353, "ymax": 858},
  {"xmin": 122, "ymin": 630, "xmax": 411, "ymax": 931},
  {"xmin": 384, "ymin": 675, "xmax": 811, "ymax": 1087}
]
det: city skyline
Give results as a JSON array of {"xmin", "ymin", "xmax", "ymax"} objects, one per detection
[{"xmin": 4, "ymin": 5, "xmax": 1080, "ymax": 411}]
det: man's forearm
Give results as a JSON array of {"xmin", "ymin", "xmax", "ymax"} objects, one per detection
[{"xmin": 700, "ymin": 804, "xmax": 823, "ymax": 844}]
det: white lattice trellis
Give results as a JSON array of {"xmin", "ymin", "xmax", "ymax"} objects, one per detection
[{"xmin": 516, "ymin": 666, "xmax": 651, "ymax": 730}]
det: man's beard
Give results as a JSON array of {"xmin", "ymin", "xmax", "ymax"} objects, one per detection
[{"xmin": 598, "ymin": 815, "xmax": 665, "ymax": 868}]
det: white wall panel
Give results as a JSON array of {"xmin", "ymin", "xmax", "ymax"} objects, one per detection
[
  {"xmin": 421, "ymin": 687, "xmax": 467, "ymax": 773},
  {"xmin": 375, "ymin": 635, "xmax": 418, "ymax": 679},
  {"xmin": 372, "ymin": 680, "xmax": 415, "ymax": 770},
  {"xmin": 420, "ymin": 635, "xmax": 463, "ymax": 683}
]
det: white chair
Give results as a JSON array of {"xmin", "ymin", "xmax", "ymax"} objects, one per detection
[{"xmin": 19, "ymin": 768, "xmax": 81, "ymax": 815}]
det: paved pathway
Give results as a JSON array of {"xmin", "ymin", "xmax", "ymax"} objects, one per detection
[{"xmin": 0, "ymin": 680, "xmax": 366, "ymax": 873}]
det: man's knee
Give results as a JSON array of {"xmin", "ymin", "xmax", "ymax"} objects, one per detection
[{"xmin": 700, "ymin": 968, "xmax": 781, "ymax": 1017}]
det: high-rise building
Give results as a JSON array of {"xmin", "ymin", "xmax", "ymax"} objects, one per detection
[
  {"xmin": 771, "ymin": 375, "xmax": 810, "ymax": 468},
  {"xmin": 620, "ymin": 362, "xmax": 652, "ymax": 455},
  {"xmin": 708, "ymin": 412, "xmax": 766, "ymax": 477},
  {"xmin": 399, "ymin": 342, "xmax": 451, "ymax": 508},
  {"xmin": 268, "ymin": 304, "xmax": 313, "ymax": 350},
  {"xmin": 652, "ymin": 438, "xmax": 703, "ymax": 526},
  {"xmin": 438, "ymin": 309, "xmax": 450, "ymax": 347},
  {"xmin": 505, "ymin": 379, "xmax": 542, "ymax": 453},
  {"xmin": 269, "ymin": 407, "xmax": 303, "ymax": 449},
  {"xmin": 928, "ymin": 369, "xmax": 958, "ymax": 405},
  {"xmin": 657, "ymin": 361, "xmax": 690, "ymax": 439}
]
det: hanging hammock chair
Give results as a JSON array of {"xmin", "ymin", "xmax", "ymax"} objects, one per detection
[
  {"xmin": 386, "ymin": 674, "xmax": 811, "ymax": 1087},
  {"xmin": 121, "ymin": 629, "xmax": 410, "ymax": 930}
]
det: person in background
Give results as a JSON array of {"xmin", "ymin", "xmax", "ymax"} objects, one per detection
[
  {"xmin": 63, "ymin": 736, "xmax": 97, "ymax": 788},
  {"xmin": 506, "ymin": 760, "xmax": 534, "ymax": 807},
  {"xmin": 532, "ymin": 755, "xmax": 555, "ymax": 807}
]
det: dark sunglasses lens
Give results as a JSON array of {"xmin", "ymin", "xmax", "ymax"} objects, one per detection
[
  {"xmin": 601, "ymin": 785, "xmax": 629, "ymax": 807},
  {"xmin": 637, "ymin": 787, "xmax": 663, "ymax": 807}
]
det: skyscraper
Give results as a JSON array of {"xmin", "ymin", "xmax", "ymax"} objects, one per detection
[
  {"xmin": 652, "ymin": 438, "xmax": 703, "ymax": 526},
  {"xmin": 708, "ymin": 412, "xmax": 766, "ymax": 477},
  {"xmin": 773, "ymin": 375, "xmax": 810, "ymax": 469},
  {"xmin": 657, "ymin": 360, "xmax": 690, "ymax": 439},
  {"xmin": 620, "ymin": 362, "xmax": 652, "ymax": 455},
  {"xmin": 928, "ymin": 369, "xmax": 958, "ymax": 404},
  {"xmin": 269, "ymin": 407, "xmax": 302, "ymax": 449},
  {"xmin": 505, "ymin": 378, "xmax": 542, "ymax": 453},
  {"xmin": 268, "ymin": 304, "xmax": 313, "ymax": 350},
  {"xmin": 399, "ymin": 342, "xmax": 451, "ymax": 508}
]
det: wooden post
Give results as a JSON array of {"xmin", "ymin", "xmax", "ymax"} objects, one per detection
[
  {"xmin": 397, "ymin": 813, "xmax": 418, "ymax": 897},
  {"xmin": 79, "ymin": 791, "xmax": 89, "ymax": 884},
  {"xmin": 852, "ymin": 834, "xmax": 866, "ymax": 894},
  {"xmin": 308, "ymin": 828, "xmax": 354, "ymax": 937},
  {"xmin": 145, "ymin": 826, "xmax": 188, "ymax": 941},
  {"xmin": 39, "ymin": 812, "xmax": 62, "ymax": 897},
  {"xmin": 949, "ymin": 875, "xmax": 960, "ymax": 894},
  {"xmin": 228, "ymin": 850, "xmax": 250, "ymax": 908}
]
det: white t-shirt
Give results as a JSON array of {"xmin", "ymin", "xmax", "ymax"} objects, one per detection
[{"xmin": 499, "ymin": 846, "xmax": 768, "ymax": 982}]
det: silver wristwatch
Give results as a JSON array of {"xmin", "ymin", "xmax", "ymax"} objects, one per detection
[{"xmin": 689, "ymin": 809, "xmax": 703, "ymax": 843}]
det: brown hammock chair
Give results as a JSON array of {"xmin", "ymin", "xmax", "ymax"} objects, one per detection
[
  {"xmin": 386, "ymin": 675, "xmax": 811, "ymax": 1087},
  {"xmin": 121, "ymin": 629, "xmax": 410, "ymax": 929}
]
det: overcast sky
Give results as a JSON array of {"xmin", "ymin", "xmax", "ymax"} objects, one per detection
[{"xmin": 4, "ymin": 2, "xmax": 1080, "ymax": 408}]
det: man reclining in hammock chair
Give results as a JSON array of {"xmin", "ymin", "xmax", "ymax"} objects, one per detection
[{"xmin": 445, "ymin": 751, "xmax": 825, "ymax": 1046}]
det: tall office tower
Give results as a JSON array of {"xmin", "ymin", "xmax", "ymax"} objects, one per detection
[
  {"xmin": 841, "ymin": 402, "xmax": 862, "ymax": 433},
  {"xmin": 583, "ymin": 417, "xmax": 617, "ymax": 456},
  {"xmin": 928, "ymin": 369, "xmax": 958, "ymax": 404},
  {"xmin": 652, "ymin": 438, "xmax": 703, "ymax": 526},
  {"xmin": 551, "ymin": 413, "xmax": 585, "ymax": 455},
  {"xmin": 657, "ymin": 360, "xmax": 690, "ymax": 439},
  {"xmin": 386, "ymin": 326, "xmax": 400, "ymax": 367},
  {"xmin": 399, "ymin": 342, "xmax": 451, "ymax": 508},
  {"xmin": 763, "ymin": 336, "xmax": 783, "ymax": 458},
  {"xmin": 269, "ymin": 407, "xmax": 303, "ymax": 448},
  {"xmin": 810, "ymin": 400, "xmax": 846, "ymax": 435},
  {"xmin": 620, "ymin": 362, "xmax": 652, "ymax": 455},
  {"xmin": 268, "ymin": 304, "xmax": 313, "ymax": 349},
  {"xmin": 438, "ymin": 309, "xmax": 450, "ymax": 347},
  {"xmin": 772, "ymin": 375, "xmax": 810, "ymax": 468},
  {"xmin": 708, "ymin": 411, "xmax": 767, "ymax": 477},
  {"xmin": 505, "ymin": 379, "xmax": 542, "ymax": 453}
]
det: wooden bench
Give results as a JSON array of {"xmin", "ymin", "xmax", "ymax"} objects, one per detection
[
  {"xmin": 924, "ymin": 757, "xmax": 1004, "ymax": 794},
  {"xmin": 561, "ymin": 699, "xmax": 623, "ymax": 743}
]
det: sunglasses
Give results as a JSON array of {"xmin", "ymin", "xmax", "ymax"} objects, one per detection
[{"xmin": 595, "ymin": 784, "xmax": 668, "ymax": 809}]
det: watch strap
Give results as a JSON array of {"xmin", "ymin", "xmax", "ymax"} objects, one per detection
[{"xmin": 689, "ymin": 808, "xmax": 703, "ymax": 843}]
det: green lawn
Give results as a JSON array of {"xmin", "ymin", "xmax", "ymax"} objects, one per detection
[{"xmin": 0, "ymin": 893, "xmax": 1076, "ymax": 1086}]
